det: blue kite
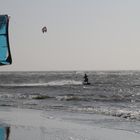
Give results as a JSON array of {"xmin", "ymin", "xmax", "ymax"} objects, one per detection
[{"xmin": 0, "ymin": 15, "xmax": 12, "ymax": 65}]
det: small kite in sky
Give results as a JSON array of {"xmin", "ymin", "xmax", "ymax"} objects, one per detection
[{"xmin": 42, "ymin": 26, "xmax": 47, "ymax": 33}]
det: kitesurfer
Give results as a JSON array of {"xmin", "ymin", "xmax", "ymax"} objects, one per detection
[{"xmin": 83, "ymin": 73, "xmax": 89, "ymax": 84}]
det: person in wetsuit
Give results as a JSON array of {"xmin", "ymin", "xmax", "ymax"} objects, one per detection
[{"xmin": 84, "ymin": 73, "xmax": 89, "ymax": 83}]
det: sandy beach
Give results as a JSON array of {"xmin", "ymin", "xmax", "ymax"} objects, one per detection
[{"xmin": 0, "ymin": 107, "xmax": 139, "ymax": 140}]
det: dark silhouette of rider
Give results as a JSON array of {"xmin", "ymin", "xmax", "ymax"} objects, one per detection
[{"xmin": 84, "ymin": 73, "xmax": 88, "ymax": 83}]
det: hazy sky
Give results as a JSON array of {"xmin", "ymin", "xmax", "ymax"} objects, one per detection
[{"xmin": 1, "ymin": 0, "xmax": 140, "ymax": 71}]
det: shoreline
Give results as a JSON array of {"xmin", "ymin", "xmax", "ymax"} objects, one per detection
[{"xmin": 0, "ymin": 107, "xmax": 140, "ymax": 140}]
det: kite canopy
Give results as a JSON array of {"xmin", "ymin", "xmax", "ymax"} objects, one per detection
[
  {"xmin": 0, "ymin": 15, "xmax": 12, "ymax": 65},
  {"xmin": 42, "ymin": 26, "xmax": 47, "ymax": 33}
]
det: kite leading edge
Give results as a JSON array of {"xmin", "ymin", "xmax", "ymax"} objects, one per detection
[{"xmin": 0, "ymin": 15, "xmax": 12, "ymax": 65}]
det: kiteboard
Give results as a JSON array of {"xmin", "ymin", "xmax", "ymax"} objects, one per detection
[{"xmin": 83, "ymin": 81, "xmax": 91, "ymax": 85}]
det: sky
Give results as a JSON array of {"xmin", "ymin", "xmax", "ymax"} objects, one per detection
[{"xmin": 1, "ymin": 0, "xmax": 140, "ymax": 71}]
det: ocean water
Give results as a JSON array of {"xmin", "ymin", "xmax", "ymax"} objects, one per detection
[{"xmin": 0, "ymin": 71, "xmax": 140, "ymax": 122}]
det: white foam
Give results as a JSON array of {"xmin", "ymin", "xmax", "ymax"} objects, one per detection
[{"xmin": 0, "ymin": 80, "xmax": 82, "ymax": 87}]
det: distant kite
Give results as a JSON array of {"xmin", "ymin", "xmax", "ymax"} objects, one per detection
[
  {"xmin": 0, "ymin": 15, "xmax": 12, "ymax": 65},
  {"xmin": 42, "ymin": 26, "xmax": 47, "ymax": 33}
]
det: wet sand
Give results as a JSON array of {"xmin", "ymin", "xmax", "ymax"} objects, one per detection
[{"xmin": 0, "ymin": 107, "xmax": 140, "ymax": 140}]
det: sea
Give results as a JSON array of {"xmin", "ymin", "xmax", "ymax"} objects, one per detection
[{"xmin": 1, "ymin": 71, "xmax": 140, "ymax": 132}]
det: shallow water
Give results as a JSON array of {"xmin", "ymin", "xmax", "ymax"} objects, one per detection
[{"xmin": 0, "ymin": 108, "xmax": 140, "ymax": 140}]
